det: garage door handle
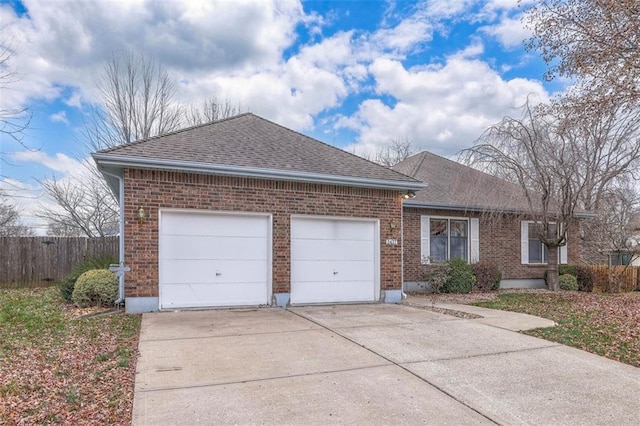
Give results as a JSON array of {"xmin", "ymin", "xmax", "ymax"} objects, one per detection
[
  {"xmin": 216, "ymin": 272, "xmax": 222, "ymax": 276},
  {"xmin": 333, "ymin": 271, "xmax": 338, "ymax": 275}
]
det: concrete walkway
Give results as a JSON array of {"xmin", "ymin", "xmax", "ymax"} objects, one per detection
[
  {"xmin": 404, "ymin": 295, "xmax": 557, "ymax": 331},
  {"xmin": 132, "ymin": 304, "xmax": 639, "ymax": 425}
]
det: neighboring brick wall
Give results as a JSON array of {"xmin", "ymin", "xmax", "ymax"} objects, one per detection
[
  {"xmin": 123, "ymin": 168, "xmax": 403, "ymax": 298},
  {"xmin": 403, "ymin": 207, "xmax": 582, "ymax": 282}
]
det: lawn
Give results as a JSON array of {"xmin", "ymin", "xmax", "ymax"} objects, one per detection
[
  {"xmin": 0, "ymin": 287, "xmax": 141, "ymax": 424},
  {"xmin": 474, "ymin": 291, "xmax": 640, "ymax": 367}
]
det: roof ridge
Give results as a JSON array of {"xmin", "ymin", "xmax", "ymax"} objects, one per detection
[
  {"xmin": 97, "ymin": 113, "xmax": 254, "ymax": 154},
  {"xmin": 248, "ymin": 114, "xmax": 422, "ymax": 183},
  {"xmin": 409, "ymin": 152, "xmax": 428, "ymax": 177}
]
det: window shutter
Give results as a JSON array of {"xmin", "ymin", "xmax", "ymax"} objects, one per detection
[
  {"xmin": 560, "ymin": 232, "xmax": 568, "ymax": 264},
  {"xmin": 521, "ymin": 221, "xmax": 529, "ymax": 264},
  {"xmin": 421, "ymin": 216, "xmax": 430, "ymax": 264},
  {"xmin": 470, "ymin": 218, "xmax": 479, "ymax": 264}
]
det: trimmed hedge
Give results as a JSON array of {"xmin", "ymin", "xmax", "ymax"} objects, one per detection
[
  {"xmin": 471, "ymin": 262, "xmax": 502, "ymax": 292},
  {"xmin": 442, "ymin": 258, "xmax": 475, "ymax": 294},
  {"xmin": 60, "ymin": 255, "xmax": 117, "ymax": 302},
  {"xmin": 576, "ymin": 265, "xmax": 595, "ymax": 292},
  {"xmin": 72, "ymin": 269, "xmax": 118, "ymax": 308},
  {"xmin": 559, "ymin": 274, "xmax": 578, "ymax": 291}
]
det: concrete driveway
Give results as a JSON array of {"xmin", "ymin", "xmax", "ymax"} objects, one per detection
[{"xmin": 132, "ymin": 304, "xmax": 639, "ymax": 425}]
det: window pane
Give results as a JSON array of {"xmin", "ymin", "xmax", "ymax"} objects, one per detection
[
  {"xmin": 528, "ymin": 240, "xmax": 543, "ymax": 263},
  {"xmin": 450, "ymin": 220, "xmax": 468, "ymax": 260},
  {"xmin": 450, "ymin": 237, "xmax": 468, "ymax": 260},
  {"xmin": 430, "ymin": 219, "xmax": 448, "ymax": 263}
]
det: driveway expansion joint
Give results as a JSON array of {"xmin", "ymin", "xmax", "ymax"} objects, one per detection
[
  {"xmin": 288, "ymin": 308, "xmax": 500, "ymax": 425},
  {"xmin": 136, "ymin": 363, "xmax": 392, "ymax": 394},
  {"xmin": 398, "ymin": 343, "xmax": 564, "ymax": 365}
]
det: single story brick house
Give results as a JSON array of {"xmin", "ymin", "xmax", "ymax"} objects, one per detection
[
  {"xmin": 94, "ymin": 113, "xmax": 425, "ymax": 313},
  {"xmin": 393, "ymin": 151, "xmax": 589, "ymax": 290}
]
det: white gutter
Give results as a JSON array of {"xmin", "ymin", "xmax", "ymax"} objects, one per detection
[
  {"xmin": 92, "ymin": 154, "xmax": 426, "ymax": 191},
  {"xmin": 404, "ymin": 201, "xmax": 596, "ymax": 219},
  {"xmin": 99, "ymin": 167, "xmax": 126, "ymax": 305}
]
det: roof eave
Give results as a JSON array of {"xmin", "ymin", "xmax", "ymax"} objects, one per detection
[
  {"xmin": 92, "ymin": 153, "xmax": 426, "ymax": 191},
  {"xmin": 404, "ymin": 200, "xmax": 595, "ymax": 218}
]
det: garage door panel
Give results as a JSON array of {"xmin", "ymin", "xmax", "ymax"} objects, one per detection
[
  {"xmin": 291, "ymin": 260, "xmax": 374, "ymax": 282},
  {"xmin": 162, "ymin": 235, "xmax": 267, "ymax": 260},
  {"xmin": 291, "ymin": 217, "xmax": 378, "ymax": 304},
  {"xmin": 291, "ymin": 281, "xmax": 375, "ymax": 304},
  {"xmin": 291, "ymin": 239, "xmax": 374, "ymax": 261},
  {"xmin": 162, "ymin": 214, "xmax": 269, "ymax": 238},
  {"xmin": 161, "ymin": 282, "xmax": 268, "ymax": 308},
  {"xmin": 291, "ymin": 219, "xmax": 374, "ymax": 241},
  {"xmin": 161, "ymin": 259, "xmax": 267, "ymax": 284},
  {"xmin": 159, "ymin": 211, "xmax": 270, "ymax": 309}
]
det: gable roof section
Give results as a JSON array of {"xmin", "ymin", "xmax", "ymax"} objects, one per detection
[
  {"xmin": 393, "ymin": 151, "xmax": 535, "ymax": 213},
  {"xmin": 93, "ymin": 113, "xmax": 423, "ymax": 191}
]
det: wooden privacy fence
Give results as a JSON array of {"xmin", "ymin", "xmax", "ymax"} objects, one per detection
[
  {"xmin": 0, "ymin": 236, "xmax": 119, "ymax": 287},
  {"xmin": 585, "ymin": 265, "xmax": 639, "ymax": 293}
]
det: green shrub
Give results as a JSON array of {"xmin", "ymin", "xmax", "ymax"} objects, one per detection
[
  {"xmin": 559, "ymin": 274, "xmax": 578, "ymax": 291},
  {"xmin": 559, "ymin": 265, "xmax": 577, "ymax": 277},
  {"xmin": 60, "ymin": 255, "xmax": 117, "ymax": 302},
  {"xmin": 576, "ymin": 265, "xmax": 595, "ymax": 292},
  {"xmin": 471, "ymin": 262, "xmax": 502, "ymax": 292},
  {"xmin": 72, "ymin": 269, "xmax": 118, "ymax": 308},
  {"xmin": 423, "ymin": 262, "xmax": 451, "ymax": 294},
  {"xmin": 442, "ymin": 258, "xmax": 475, "ymax": 294},
  {"xmin": 543, "ymin": 264, "xmax": 579, "ymax": 285}
]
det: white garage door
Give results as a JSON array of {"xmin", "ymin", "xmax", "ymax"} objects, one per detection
[
  {"xmin": 291, "ymin": 216, "xmax": 378, "ymax": 304},
  {"xmin": 159, "ymin": 211, "xmax": 270, "ymax": 309}
]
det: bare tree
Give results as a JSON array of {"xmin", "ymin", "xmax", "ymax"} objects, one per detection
[
  {"xmin": 84, "ymin": 51, "xmax": 183, "ymax": 151},
  {"xmin": 0, "ymin": 190, "xmax": 32, "ymax": 236},
  {"xmin": 359, "ymin": 137, "xmax": 414, "ymax": 167},
  {"xmin": 183, "ymin": 97, "xmax": 245, "ymax": 126},
  {"xmin": 36, "ymin": 165, "xmax": 119, "ymax": 238},
  {"xmin": 0, "ymin": 32, "xmax": 32, "ymax": 146},
  {"xmin": 524, "ymin": 0, "xmax": 640, "ymax": 106}
]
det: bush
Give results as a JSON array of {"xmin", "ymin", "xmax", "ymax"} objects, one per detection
[
  {"xmin": 442, "ymin": 258, "xmax": 475, "ymax": 294},
  {"xmin": 60, "ymin": 255, "xmax": 117, "ymax": 302},
  {"xmin": 559, "ymin": 274, "xmax": 578, "ymax": 291},
  {"xmin": 543, "ymin": 264, "xmax": 578, "ymax": 285},
  {"xmin": 471, "ymin": 262, "xmax": 502, "ymax": 292},
  {"xmin": 576, "ymin": 265, "xmax": 595, "ymax": 292},
  {"xmin": 72, "ymin": 269, "xmax": 118, "ymax": 308}
]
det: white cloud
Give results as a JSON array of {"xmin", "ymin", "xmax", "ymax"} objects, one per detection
[
  {"xmin": 49, "ymin": 110, "xmax": 69, "ymax": 125},
  {"xmin": 11, "ymin": 151, "xmax": 83, "ymax": 175},
  {"xmin": 481, "ymin": 14, "xmax": 531, "ymax": 49},
  {"xmin": 342, "ymin": 51, "xmax": 549, "ymax": 157},
  {"xmin": 0, "ymin": 0, "xmax": 305, "ymax": 111}
]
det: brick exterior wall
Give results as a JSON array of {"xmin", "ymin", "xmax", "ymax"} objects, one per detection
[
  {"xmin": 402, "ymin": 207, "xmax": 582, "ymax": 282},
  {"xmin": 123, "ymin": 168, "xmax": 404, "ymax": 299}
]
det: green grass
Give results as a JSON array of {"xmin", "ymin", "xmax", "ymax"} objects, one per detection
[
  {"xmin": 0, "ymin": 287, "xmax": 141, "ymax": 424},
  {"xmin": 475, "ymin": 292, "xmax": 640, "ymax": 367}
]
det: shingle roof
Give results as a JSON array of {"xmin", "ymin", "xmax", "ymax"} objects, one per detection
[
  {"xmin": 393, "ymin": 151, "xmax": 531, "ymax": 212},
  {"xmin": 96, "ymin": 113, "xmax": 421, "ymax": 186}
]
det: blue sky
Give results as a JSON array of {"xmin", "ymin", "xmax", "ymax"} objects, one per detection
[{"xmin": 0, "ymin": 0, "xmax": 564, "ymax": 233}]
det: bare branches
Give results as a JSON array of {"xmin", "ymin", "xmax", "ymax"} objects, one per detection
[
  {"xmin": 360, "ymin": 137, "xmax": 414, "ymax": 167},
  {"xmin": 0, "ymin": 190, "xmax": 32, "ymax": 236},
  {"xmin": 0, "ymin": 31, "xmax": 32, "ymax": 145},
  {"xmin": 183, "ymin": 98, "xmax": 245, "ymax": 127},
  {"xmin": 36, "ymin": 165, "xmax": 119, "ymax": 238},
  {"xmin": 86, "ymin": 51, "xmax": 183, "ymax": 151},
  {"xmin": 524, "ymin": 0, "xmax": 640, "ymax": 105}
]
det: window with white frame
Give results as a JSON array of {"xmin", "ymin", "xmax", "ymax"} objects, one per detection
[
  {"xmin": 520, "ymin": 221, "xmax": 567, "ymax": 265},
  {"xmin": 421, "ymin": 216, "xmax": 479, "ymax": 264}
]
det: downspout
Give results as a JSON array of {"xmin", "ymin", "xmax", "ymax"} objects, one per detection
[
  {"xmin": 100, "ymin": 168, "xmax": 126, "ymax": 305},
  {"xmin": 401, "ymin": 197, "xmax": 406, "ymax": 299}
]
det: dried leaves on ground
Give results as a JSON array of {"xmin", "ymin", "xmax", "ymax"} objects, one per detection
[
  {"xmin": 469, "ymin": 290, "xmax": 640, "ymax": 367},
  {"xmin": 0, "ymin": 287, "xmax": 141, "ymax": 425}
]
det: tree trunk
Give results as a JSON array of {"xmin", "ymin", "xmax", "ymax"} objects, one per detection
[{"xmin": 547, "ymin": 245, "xmax": 560, "ymax": 291}]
